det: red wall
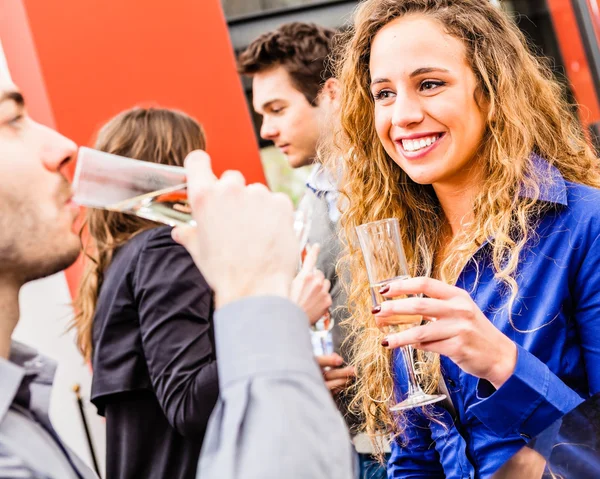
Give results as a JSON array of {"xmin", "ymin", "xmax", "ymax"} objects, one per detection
[
  {"xmin": 1, "ymin": 0, "xmax": 264, "ymax": 297},
  {"xmin": 547, "ymin": 0, "xmax": 600, "ymax": 126}
]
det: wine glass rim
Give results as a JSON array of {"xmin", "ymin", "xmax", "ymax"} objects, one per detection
[{"xmin": 355, "ymin": 217, "xmax": 398, "ymax": 231}]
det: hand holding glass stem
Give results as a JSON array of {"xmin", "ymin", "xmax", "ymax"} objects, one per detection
[{"xmin": 356, "ymin": 218, "xmax": 446, "ymax": 411}]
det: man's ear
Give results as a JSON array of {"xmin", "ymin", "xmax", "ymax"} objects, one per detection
[{"xmin": 321, "ymin": 78, "xmax": 340, "ymax": 102}]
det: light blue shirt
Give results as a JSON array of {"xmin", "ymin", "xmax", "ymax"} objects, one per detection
[
  {"xmin": 389, "ymin": 156, "xmax": 600, "ymax": 478},
  {"xmin": 306, "ymin": 164, "xmax": 341, "ymax": 224},
  {"xmin": 0, "ymin": 342, "xmax": 97, "ymax": 479}
]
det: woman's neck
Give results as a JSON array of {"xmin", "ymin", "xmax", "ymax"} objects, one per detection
[
  {"xmin": 431, "ymin": 172, "xmax": 484, "ymax": 281},
  {"xmin": 432, "ymin": 170, "xmax": 484, "ymax": 237}
]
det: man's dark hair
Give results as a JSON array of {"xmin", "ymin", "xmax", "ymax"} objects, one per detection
[{"xmin": 238, "ymin": 22, "xmax": 336, "ymax": 105}]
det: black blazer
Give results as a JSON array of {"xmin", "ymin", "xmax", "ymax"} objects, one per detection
[{"xmin": 91, "ymin": 226, "xmax": 219, "ymax": 479}]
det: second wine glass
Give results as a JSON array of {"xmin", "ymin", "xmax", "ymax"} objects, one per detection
[{"xmin": 294, "ymin": 193, "xmax": 334, "ymax": 356}]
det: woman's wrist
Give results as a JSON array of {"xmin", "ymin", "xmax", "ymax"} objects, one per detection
[{"xmin": 486, "ymin": 340, "xmax": 518, "ymax": 390}]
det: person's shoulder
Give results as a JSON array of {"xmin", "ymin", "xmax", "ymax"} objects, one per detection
[
  {"xmin": 108, "ymin": 226, "xmax": 182, "ymax": 274},
  {"xmin": 125, "ymin": 225, "xmax": 180, "ymax": 252},
  {"xmin": 135, "ymin": 225, "xmax": 197, "ymax": 267},
  {"xmin": 562, "ymin": 181, "xmax": 600, "ymax": 237},
  {"xmin": 565, "ymin": 181, "xmax": 600, "ymax": 214},
  {"xmin": 0, "ymin": 437, "xmax": 37, "ymax": 478}
]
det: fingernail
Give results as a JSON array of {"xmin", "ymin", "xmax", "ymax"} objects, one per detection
[
  {"xmin": 379, "ymin": 285, "xmax": 390, "ymax": 295},
  {"xmin": 371, "ymin": 306, "xmax": 381, "ymax": 314},
  {"xmin": 381, "ymin": 339, "xmax": 389, "ymax": 347},
  {"xmin": 336, "ymin": 357, "xmax": 344, "ymax": 366},
  {"xmin": 171, "ymin": 228, "xmax": 180, "ymax": 242}
]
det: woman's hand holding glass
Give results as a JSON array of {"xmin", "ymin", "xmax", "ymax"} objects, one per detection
[
  {"xmin": 374, "ymin": 277, "xmax": 518, "ymax": 390},
  {"xmin": 357, "ymin": 218, "xmax": 446, "ymax": 410}
]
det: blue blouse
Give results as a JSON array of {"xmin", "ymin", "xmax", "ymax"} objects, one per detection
[{"xmin": 388, "ymin": 160, "xmax": 600, "ymax": 478}]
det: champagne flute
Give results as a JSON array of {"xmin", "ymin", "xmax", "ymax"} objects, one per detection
[
  {"xmin": 294, "ymin": 194, "xmax": 334, "ymax": 356},
  {"xmin": 72, "ymin": 147, "xmax": 193, "ymax": 227},
  {"xmin": 356, "ymin": 218, "xmax": 446, "ymax": 411}
]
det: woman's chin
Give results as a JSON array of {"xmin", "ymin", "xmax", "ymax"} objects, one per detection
[{"xmin": 404, "ymin": 169, "xmax": 438, "ymax": 186}]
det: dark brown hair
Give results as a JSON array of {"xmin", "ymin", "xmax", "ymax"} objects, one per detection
[
  {"xmin": 72, "ymin": 107, "xmax": 206, "ymax": 361},
  {"xmin": 238, "ymin": 22, "xmax": 336, "ymax": 105}
]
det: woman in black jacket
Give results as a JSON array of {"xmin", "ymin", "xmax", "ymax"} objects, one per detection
[
  {"xmin": 74, "ymin": 108, "xmax": 217, "ymax": 479},
  {"xmin": 73, "ymin": 107, "xmax": 332, "ymax": 479}
]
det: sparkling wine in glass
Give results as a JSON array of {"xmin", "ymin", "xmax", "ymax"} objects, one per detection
[
  {"xmin": 356, "ymin": 218, "xmax": 446, "ymax": 411},
  {"xmin": 369, "ymin": 275, "xmax": 423, "ymax": 333},
  {"xmin": 72, "ymin": 147, "xmax": 194, "ymax": 227},
  {"xmin": 107, "ymin": 183, "xmax": 192, "ymax": 227}
]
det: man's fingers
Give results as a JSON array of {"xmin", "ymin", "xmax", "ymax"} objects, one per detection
[
  {"xmin": 273, "ymin": 191, "xmax": 295, "ymax": 214},
  {"xmin": 220, "ymin": 170, "xmax": 246, "ymax": 188},
  {"xmin": 246, "ymin": 182, "xmax": 270, "ymax": 193},
  {"xmin": 325, "ymin": 378, "xmax": 351, "ymax": 393},
  {"xmin": 316, "ymin": 353, "xmax": 344, "ymax": 368},
  {"xmin": 302, "ymin": 243, "xmax": 321, "ymax": 273},
  {"xmin": 171, "ymin": 225, "xmax": 198, "ymax": 251},
  {"xmin": 323, "ymin": 366, "xmax": 355, "ymax": 381},
  {"xmin": 184, "ymin": 151, "xmax": 216, "ymax": 202}
]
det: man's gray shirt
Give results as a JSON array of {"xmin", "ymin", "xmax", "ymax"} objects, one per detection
[
  {"xmin": 303, "ymin": 186, "xmax": 348, "ymax": 357},
  {"xmin": 197, "ymin": 296, "xmax": 353, "ymax": 479},
  {"xmin": 0, "ymin": 342, "xmax": 97, "ymax": 479}
]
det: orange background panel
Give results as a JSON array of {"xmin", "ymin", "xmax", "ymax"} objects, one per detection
[
  {"xmin": 547, "ymin": 0, "xmax": 600, "ymax": 125},
  {"xmin": 20, "ymin": 0, "xmax": 263, "ymax": 181},
  {"xmin": 1, "ymin": 0, "xmax": 264, "ymax": 298},
  {"xmin": 0, "ymin": 0, "xmax": 56, "ymax": 129}
]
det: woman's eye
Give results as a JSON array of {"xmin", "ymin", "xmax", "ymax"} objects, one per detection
[
  {"xmin": 373, "ymin": 90, "xmax": 394, "ymax": 101},
  {"xmin": 420, "ymin": 80, "xmax": 446, "ymax": 91}
]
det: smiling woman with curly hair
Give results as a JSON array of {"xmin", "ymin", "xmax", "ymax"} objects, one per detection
[{"xmin": 327, "ymin": 0, "xmax": 600, "ymax": 477}]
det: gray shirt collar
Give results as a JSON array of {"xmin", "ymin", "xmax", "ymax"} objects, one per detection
[{"xmin": 0, "ymin": 341, "xmax": 56, "ymax": 425}]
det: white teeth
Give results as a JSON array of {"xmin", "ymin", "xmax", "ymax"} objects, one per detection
[{"xmin": 401, "ymin": 135, "xmax": 439, "ymax": 152}]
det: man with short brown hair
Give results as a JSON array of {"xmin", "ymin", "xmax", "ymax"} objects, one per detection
[
  {"xmin": 238, "ymin": 22, "xmax": 336, "ymax": 169},
  {"xmin": 239, "ymin": 20, "xmax": 349, "ymax": 381},
  {"xmin": 239, "ymin": 22, "xmax": 389, "ymax": 479}
]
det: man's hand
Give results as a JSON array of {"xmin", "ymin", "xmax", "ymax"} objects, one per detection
[
  {"xmin": 316, "ymin": 354, "xmax": 355, "ymax": 396},
  {"xmin": 172, "ymin": 151, "xmax": 299, "ymax": 308},
  {"xmin": 290, "ymin": 244, "xmax": 333, "ymax": 325}
]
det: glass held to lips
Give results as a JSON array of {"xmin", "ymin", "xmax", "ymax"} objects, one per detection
[{"xmin": 72, "ymin": 147, "xmax": 193, "ymax": 227}]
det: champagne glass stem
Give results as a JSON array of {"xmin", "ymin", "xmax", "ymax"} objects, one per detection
[
  {"xmin": 321, "ymin": 333, "xmax": 334, "ymax": 356},
  {"xmin": 399, "ymin": 345, "xmax": 424, "ymax": 397}
]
